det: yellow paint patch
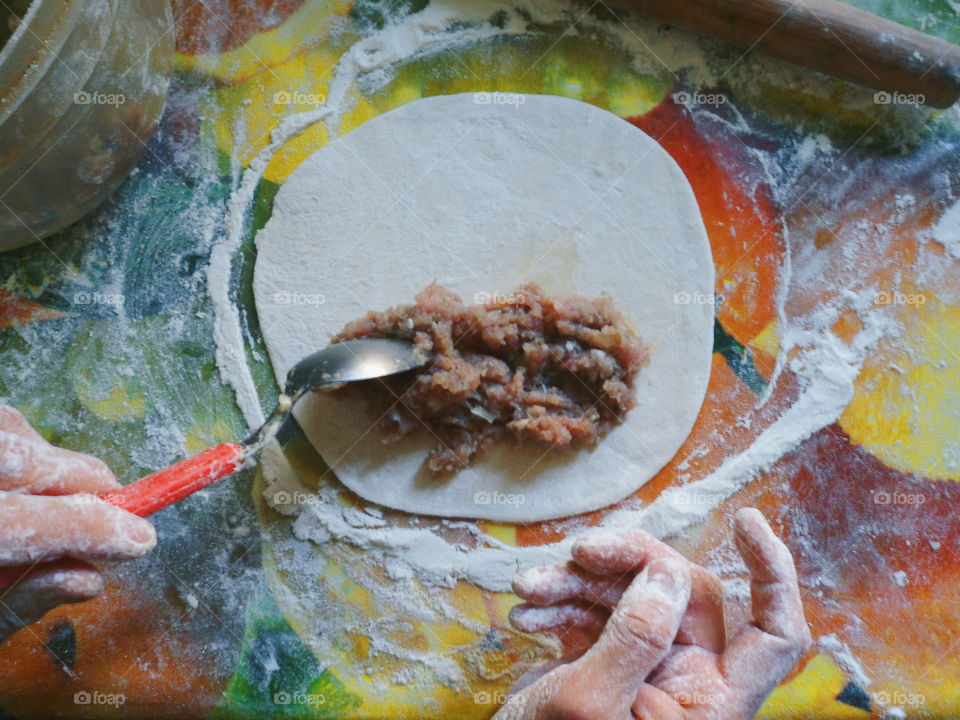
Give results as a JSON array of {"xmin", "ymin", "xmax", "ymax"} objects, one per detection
[
  {"xmin": 481, "ymin": 522, "xmax": 517, "ymax": 547},
  {"xmin": 184, "ymin": 421, "xmax": 236, "ymax": 454},
  {"xmin": 176, "ymin": 0, "xmax": 353, "ymax": 85},
  {"xmin": 840, "ymin": 299, "xmax": 960, "ymax": 481},
  {"xmin": 751, "ymin": 319, "xmax": 780, "ymax": 357},
  {"xmin": 757, "ymin": 654, "xmax": 871, "ymax": 719},
  {"xmin": 206, "ymin": 47, "xmax": 340, "ymax": 183},
  {"xmin": 79, "ymin": 381, "xmax": 145, "ymax": 422}
]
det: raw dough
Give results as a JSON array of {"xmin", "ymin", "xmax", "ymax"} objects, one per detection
[{"xmin": 253, "ymin": 93, "xmax": 714, "ymax": 522}]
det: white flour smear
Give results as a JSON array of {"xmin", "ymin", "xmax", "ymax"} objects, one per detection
[
  {"xmin": 819, "ymin": 633, "xmax": 872, "ymax": 689},
  {"xmin": 929, "ymin": 197, "xmax": 960, "ymax": 260},
  {"xmin": 205, "ymin": 0, "xmax": 908, "ymax": 689}
]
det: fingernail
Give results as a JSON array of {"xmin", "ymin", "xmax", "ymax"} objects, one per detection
[
  {"xmin": 122, "ymin": 516, "xmax": 155, "ymax": 546},
  {"xmin": 572, "ymin": 531, "xmax": 627, "ymax": 562},
  {"xmin": 509, "ymin": 604, "xmax": 576, "ymax": 632},
  {"xmin": 512, "ymin": 569, "xmax": 537, "ymax": 596},
  {"xmin": 512, "ymin": 565, "xmax": 559, "ymax": 595},
  {"xmin": 508, "ymin": 604, "xmax": 530, "ymax": 626},
  {"xmin": 51, "ymin": 569, "xmax": 104, "ymax": 600},
  {"xmin": 627, "ymin": 558, "xmax": 688, "ymax": 602}
]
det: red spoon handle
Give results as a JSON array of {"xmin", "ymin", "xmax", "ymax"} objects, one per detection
[
  {"xmin": 101, "ymin": 442, "xmax": 247, "ymax": 517},
  {"xmin": 0, "ymin": 443, "xmax": 246, "ymax": 592},
  {"xmin": 0, "ymin": 442, "xmax": 247, "ymax": 594}
]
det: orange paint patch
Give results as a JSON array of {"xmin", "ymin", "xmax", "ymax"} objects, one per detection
[
  {"xmin": 630, "ymin": 94, "xmax": 784, "ymax": 350},
  {"xmin": 0, "ymin": 579, "xmax": 228, "ymax": 718},
  {"xmin": 0, "ymin": 290, "xmax": 66, "ymax": 329}
]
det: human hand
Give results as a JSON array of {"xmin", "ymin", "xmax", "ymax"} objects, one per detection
[
  {"xmin": 496, "ymin": 508, "xmax": 811, "ymax": 719},
  {"xmin": 0, "ymin": 406, "xmax": 156, "ymax": 645}
]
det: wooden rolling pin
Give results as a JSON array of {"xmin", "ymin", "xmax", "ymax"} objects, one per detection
[{"xmin": 624, "ymin": 0, "xmax": 960, "ymax": 108}]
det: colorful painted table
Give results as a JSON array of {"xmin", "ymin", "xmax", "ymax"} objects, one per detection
[{"xmin": 2, "ymin": 0, "xmax": 960, "ymax": 717}]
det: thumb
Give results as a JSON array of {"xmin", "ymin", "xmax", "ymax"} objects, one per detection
[
  {"xmin": 0, "ymin": 560, "xmax": 103, "ymax": 645},
  {"xmin": 575, "ymin": 557, "xmax": 691, "ymax": 708}
]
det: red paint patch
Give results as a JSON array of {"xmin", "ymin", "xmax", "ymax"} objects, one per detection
[{"xmin": 173, "ymin": 0, "xmax": 305, "ymax": 56}]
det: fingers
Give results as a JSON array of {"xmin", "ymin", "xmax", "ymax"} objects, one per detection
[
  {"xmin": 572, "ymin": 529, "xmax": 673, "ymax": 575},
  {"xmin": 675, "ymin": 568, "xmax": 725, "ymax": 652},
  {"xmin": 509, "ymin": 601, "xmax": 608, "ymax": 634},
  {"xmin": 0, "ymin": 406, "xmax": 46, "ymax": 443},
  {"xmin": 573, "ymin": 557, "xmax": 691, "ymax": 709},
  {"xmin": 632, "ymin": 684, "xmax": 686, "ymax": 720},
  {"xmin": 733, "ymin": 508, "xmax": 809, "ymax": 645},
  {"xmin": 720, "ymin": 509, "xmax": 811, "ymax": 715},
  {"xmin": 569, "ymin": 531, "xmax": 727, "ymax": 652},
  {"xmin": 0, "ymin": 431, "xmax": 121, "ymax": 495},
  {"xmin": 0, "ymin": 493, "xmax": 156, "ymax": 565},
  {"xmin": 0, "ymin": 560, "xmax": 103, "ymax": 646},
  {"xmin": 513, "ymin": 562, "xmax": 631, "ymax": 608},
  {"xmin": 646, "ymin": 645, "xmax": 727, "ymax": 707}
]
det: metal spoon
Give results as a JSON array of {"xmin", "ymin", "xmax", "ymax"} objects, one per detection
[{"xmin": 101, "ymin": 338, "xmax": 428, "ymax": 517}]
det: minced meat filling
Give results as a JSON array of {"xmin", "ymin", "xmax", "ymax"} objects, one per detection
[{"xmin": 333, "ymin": 284, "xmax": 649, "ymax": 475}]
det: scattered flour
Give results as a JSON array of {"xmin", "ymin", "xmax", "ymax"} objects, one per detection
[
  {"xmin": 205, "ymin": 0, "xmax": 914, "ymax": 691},
  {"xmin": 213, "ymin": 0, "xmax": 889, "ymax": 578}
]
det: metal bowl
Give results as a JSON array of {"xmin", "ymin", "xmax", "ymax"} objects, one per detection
[{"xmin": 0, "ymin": 0, "xmax": 173, "ymax": 251}]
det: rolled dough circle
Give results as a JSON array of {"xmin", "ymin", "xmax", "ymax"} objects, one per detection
[{"xmin": 253, "ymin": 93, "xmax": 714, "ymax": 522}]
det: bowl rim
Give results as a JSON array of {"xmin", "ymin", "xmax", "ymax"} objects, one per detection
[{"xmin": 0, "ymin": 0, "xmax": 105, "ymax": 127}]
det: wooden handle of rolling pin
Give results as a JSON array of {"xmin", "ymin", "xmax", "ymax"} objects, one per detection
[{"xmin": 624, "ymin": 0, "xmax": 960, "ymax": 108}]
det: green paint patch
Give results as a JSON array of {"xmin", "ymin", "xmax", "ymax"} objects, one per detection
[
  {"xmin": 714, "ymin": 319, "xmax": 767, "ymax": 395},
  {"xmin": 350, "ymin": 0, "xmax": 428, "ymax": 32},
  {"xmin": 215, "ymin": 581, "xmax": 362, "ymax": 719},
  {"xmin": 841, "ymin": 0, "xmax": 960, "ymax": 43}
]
